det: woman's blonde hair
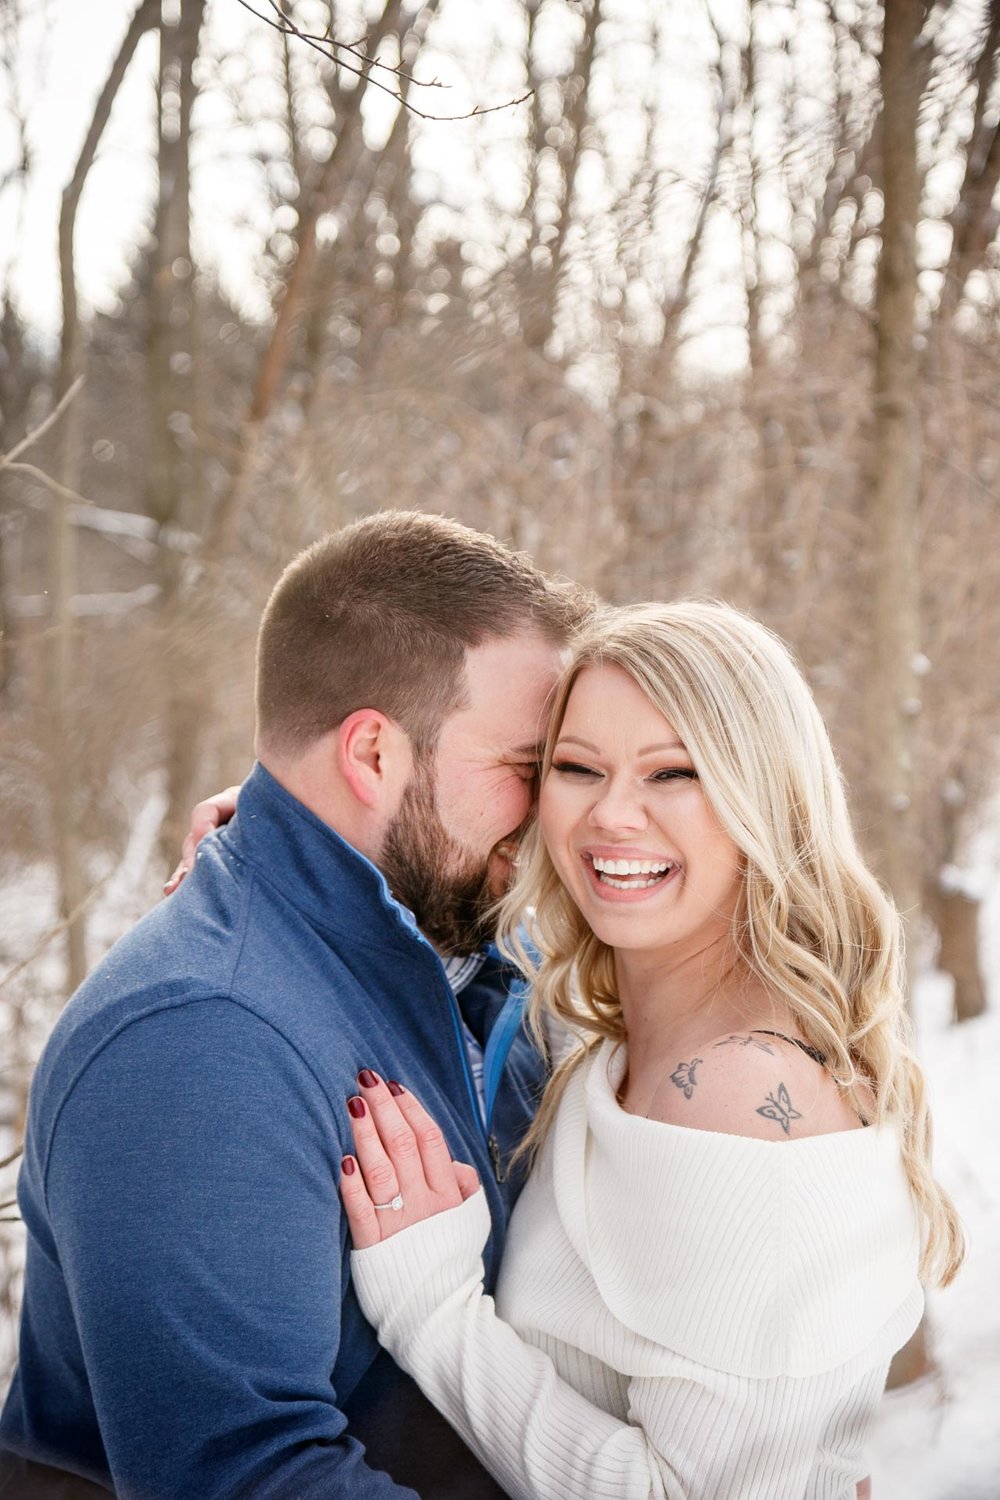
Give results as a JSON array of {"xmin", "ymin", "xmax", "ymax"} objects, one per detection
[{"xmin": 498, "ymin": 600, "xmax": 963, "ymax": 1287}]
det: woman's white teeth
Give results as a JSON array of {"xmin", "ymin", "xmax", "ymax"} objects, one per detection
[
  {"xmin": 592, "ymin": 856, "xmax": 671, "ymax": 876},
  {"xmin": 590, "ymin": 855, "xmax": 674, "ymax": 890}
]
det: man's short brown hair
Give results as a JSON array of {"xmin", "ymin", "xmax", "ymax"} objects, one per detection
[{"xmin": 255, "ymin": 511, "xmax": 590, "ymax": 756}]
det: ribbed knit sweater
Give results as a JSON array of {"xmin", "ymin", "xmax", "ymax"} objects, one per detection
[{"xmin": 352, "ymin": 1039, "xmax": 924, "ymax": 1500}]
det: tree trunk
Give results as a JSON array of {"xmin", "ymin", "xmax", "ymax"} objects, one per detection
[
  {"xmin": 939, "ymin": 889, "xmax": 987, "ymax": 1022},
  {"xmin": 945, "ymin": 5, "xmax": 1000, "ymax": 298},
  {"xmin": 522, "ymin": 0, "xmax": 601, "ymax": 352},
  {"xmin": 867, "ymin": 0, "xmax": 926, "ymax": 940},
  {"xmin": 741, "ymin": 0, "xmax": 787, "ymax": 611},
  {"xmin": 148, "ymin": 0, "xmax": 206, "ymax": 867},
  {"xmin": 50, "ymin": 0, "xmax": 160, "ymax": 994},
  {"xmin": 872, "ymin": 0, "xmax": 932, "ymax": 1391}
]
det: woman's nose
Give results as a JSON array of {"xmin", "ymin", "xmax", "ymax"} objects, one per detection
[{"xmin": 588, "ymin": 778, "xmax": 648, "ymax": 832}]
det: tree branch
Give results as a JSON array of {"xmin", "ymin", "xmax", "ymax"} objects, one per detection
[
  {"xmin": 0, "ymin": 374, "xmax": 84, "ymax": 471},
  {"xmin": 237, "ymin": 0, "xmax": 532, "ymax": 122}
]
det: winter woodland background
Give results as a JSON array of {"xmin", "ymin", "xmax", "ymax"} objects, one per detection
[{"xmin": 0, "ymin": 0, "xmax": 998, "ymax": 1494}]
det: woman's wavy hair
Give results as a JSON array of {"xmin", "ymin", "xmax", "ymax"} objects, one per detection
[{"xmin": 498, "ymin": 600, "xmax": 963, "ymax": 1287}]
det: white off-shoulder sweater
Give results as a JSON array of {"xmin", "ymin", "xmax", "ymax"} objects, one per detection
[{"xmin": 352, "ymin": 1040, "xmax": 924, "ymax": 1500}]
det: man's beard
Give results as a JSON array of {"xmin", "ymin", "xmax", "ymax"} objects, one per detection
[{"xmin": 379, "ymin": 755, "xmax": 497, "ymax": 956}]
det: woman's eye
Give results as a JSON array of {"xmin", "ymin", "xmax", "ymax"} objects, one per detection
[
  {"xmin": 651, "ymin": 768, "xmax": 697, "ymax": 784},
  {"xmin": 551, "ymin": 760, "xmax": 599, "ymax": 778}
]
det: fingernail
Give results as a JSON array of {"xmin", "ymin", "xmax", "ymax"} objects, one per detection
[
  {"xmin": 341, "ymin": 1155, "xmax": 356, "ymax": 1175},
  {"xmin": 347, "ymin": 1097, "xmax": 366, "ymax": 1119},
  {"xmin": 387, "ymin": 1079, "xmax": 404, "ymax": 1096},
  {"xmin": 358, "ymin": 1069, "xmax": 379, "ymax": 1089}
]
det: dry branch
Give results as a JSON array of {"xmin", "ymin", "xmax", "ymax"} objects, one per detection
[
  {"xmin": 0, "ymin": 375, "xmax": 84, "ymax": 472},
  {"xmin": 0, "ymin": 876, "xmax": 110, "ymax": 996},
  {"xmin": 238, "ymin": 0, "xmax": 532, "ymax": 122}
]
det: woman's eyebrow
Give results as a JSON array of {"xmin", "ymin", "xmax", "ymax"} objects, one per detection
[
  {"xmin": 553, "ymin": 735, "xmax": 600, "ymax": 752},
  {"xmin": 555, "ymin": 735, "xmax": 686, "ymax": 754}
]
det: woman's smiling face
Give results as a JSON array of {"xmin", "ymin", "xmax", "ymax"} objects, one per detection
[{"xmin": 538, "ymin": 664, "xmax": 743, "ymax": 967}]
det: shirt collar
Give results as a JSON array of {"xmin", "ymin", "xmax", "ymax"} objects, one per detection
[{"xmin": 442, "ymin": 952, "xmax": 488, "ymax": 994}]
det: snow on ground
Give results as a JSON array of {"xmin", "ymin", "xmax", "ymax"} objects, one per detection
[
  {"xmin": 868, "ymin": 860, "xmax": 1000, "ymax": 1499},
  {"xmin": 1, "ymin": 805, "xmax": 999, "ymax": 1495},
  {"xmin": 869, "ymin": 1001, "xmax": 1000, "ymax": 1497}
]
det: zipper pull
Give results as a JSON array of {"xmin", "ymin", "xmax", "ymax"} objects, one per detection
[{"xmin": 488, "ymin": 1133, "xmax": 506, "ymax": 1183}]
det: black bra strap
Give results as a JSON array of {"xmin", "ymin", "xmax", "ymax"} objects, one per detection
[{"xmin": 751, "ymin": 1029, "xmax": 828, "ymax": 1068}]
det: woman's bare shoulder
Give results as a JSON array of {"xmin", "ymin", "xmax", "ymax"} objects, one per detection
[{"xmin": 647, "ymin": 1029, "xmax": 864, "ymax": 1141}]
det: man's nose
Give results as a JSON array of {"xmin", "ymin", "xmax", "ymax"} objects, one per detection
[{"xmin": 588, "ymin": 777, "xmax": 648, "ymax": 832}]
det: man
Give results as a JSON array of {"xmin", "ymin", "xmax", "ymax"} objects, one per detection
[{"xmin": 0, "ymin": 512, "xmax": 587, "ymax": 1499}]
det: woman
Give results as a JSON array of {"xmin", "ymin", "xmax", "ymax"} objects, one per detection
[{"xmin": 340, "ymin": 601, "xmax": 963, "ymax": 1500}]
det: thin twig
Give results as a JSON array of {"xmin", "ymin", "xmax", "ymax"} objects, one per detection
[
  {"xmin": 237, "ymin": 0, "xmax": 532, "ymax": 122},
  {"xmin": 2, "ymin": 461, "xmax": 96, "ymax": 508},
  {"xmin": 0, "ymin": 876, "xmax": 109, "ymax": 994},
  {"xmin": 267, "ymin": 0, "xmax": 444, "ymax": 88},
  {"xmin": 0, "ymin": 374, "xmax": 84, "ymax": 471},
  {"xmin": 0, "ymin": 1149, "xmax": 22, "ymax": 1172}
]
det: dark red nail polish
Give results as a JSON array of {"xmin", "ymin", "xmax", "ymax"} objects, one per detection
[
  {"xmin": 358, "ymin": 1068, "xmax": 379, "ymax": 1089},
  {"xmin": 348, "ymin": 1096, "xmax": 366, "ymax": 1118},
  {"xmin": 342, "ymin": 1156, "xmax": 356, "ymax": 1175},
  {"xmin": 387, "ymin": 1080, "xmax": 404, "ymax": 1096}
]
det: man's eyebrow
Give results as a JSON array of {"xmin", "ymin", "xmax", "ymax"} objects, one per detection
[
  {"xmin": 555, "ymin": 735, "xmax": 686, "ymax": 753},
  {"xmin": 507, "ymin": 741, "xmax": 546, "ymax": 759}
]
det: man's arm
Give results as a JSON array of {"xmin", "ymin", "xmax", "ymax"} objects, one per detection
[{"xmin": 46, "ymin": 1000, "xmax": 418, "ymax": 1500}]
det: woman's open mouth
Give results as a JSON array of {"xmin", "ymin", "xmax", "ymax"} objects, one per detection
[{"xmin": 585, "ymin": 854, "xmax": 678, "ymax": 895}]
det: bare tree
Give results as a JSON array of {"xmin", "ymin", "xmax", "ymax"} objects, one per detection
[
  {"xmin": 944, "ymin": 1, "xmax": 1000, "ymax": 301},
  {"xmin": 50, "ymin": 0, "xmax": 160, "ymax": 991}
]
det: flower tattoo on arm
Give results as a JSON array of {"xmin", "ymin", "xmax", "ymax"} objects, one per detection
[{"xmin": 670, "ymin": 1058, "xmax": 702, "ymax": 1100}]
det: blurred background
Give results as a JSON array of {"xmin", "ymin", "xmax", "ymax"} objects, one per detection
[{"xmin": 1, "ymin": 1, "xmax": 998, "ymax": 1493}]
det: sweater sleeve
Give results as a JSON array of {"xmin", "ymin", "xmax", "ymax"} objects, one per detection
[
  {"xmin": 45, "ymin": 1000, "xmax": 419, "ymax": 1500},
  {"xmin": 351, "ymin": 1192, "xmax": 878, "ymax": 1500}
]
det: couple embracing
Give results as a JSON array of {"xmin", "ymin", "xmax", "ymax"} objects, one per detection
[{"xmin": 0, "ymin": 512, "xmax": 961, "ymax": 1499}]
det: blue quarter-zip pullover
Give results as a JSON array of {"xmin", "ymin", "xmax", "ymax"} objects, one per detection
[{"xmin": 0, "ymin": 764, "xmax": 545, "ymax": 1498}]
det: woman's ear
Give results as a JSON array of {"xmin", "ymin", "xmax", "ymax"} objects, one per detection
[{"xmin": 338, "ymin": 710, "xmax": 413, "ymax": 812}]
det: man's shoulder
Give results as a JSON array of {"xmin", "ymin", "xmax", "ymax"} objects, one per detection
[{"xmin": 26, "ymin": 870, "xmax": 258, "ymax": 1121}]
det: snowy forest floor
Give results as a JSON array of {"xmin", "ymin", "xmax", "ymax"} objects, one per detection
[
  {"xmin": 1, "ymin": 799, "xmax": 998, "ymax": 1496},
  {"xmin": 869, "ymin": 959, "xmax": 1000, "ymax": 1499}
]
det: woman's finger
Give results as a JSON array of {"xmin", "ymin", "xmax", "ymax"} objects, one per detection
[
  {"xmin": 454, "ymin": 1162, "xmax": 481, "ymax": 1200},
  {"xmin": 356, "ymin": 1071, "xmax": 430, "ymax": 1192},
  {"xmin": 378, "ymin": 1080, "xmax": 465, "ymax": 1198},
  {"xmin": 164, "ymin": 786, "xmax": 241, "ymax": 894},
  {"xmin": 347, "ymin": 1094, "xmax": 406, "ymax": 1212},
  {"xmin": 339, "ymin": 1155, "xmax": 380, "ymax": 1249}
]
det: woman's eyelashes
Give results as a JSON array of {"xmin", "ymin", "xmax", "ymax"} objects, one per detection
[
  {"xmin": 550, "ymin": 759, "xmax": 698, "ymax": 784},
  {"xmin": 550, "ymin": 759, "xmax": 599, "ymax": 778}
]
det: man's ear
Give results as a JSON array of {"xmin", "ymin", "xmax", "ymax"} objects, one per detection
[{"xmin": 337, "ymin": 709, "xmax": 412, "ymax": 810}]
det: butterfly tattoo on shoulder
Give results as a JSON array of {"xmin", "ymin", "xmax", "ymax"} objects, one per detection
[
  {"xmin": 756, "ymin": 1082, "xmax": 802, "ymax": 1136},
  {"xmin": 670, "ymin": 1058, "xmax": 702, "ymax": 1100}
]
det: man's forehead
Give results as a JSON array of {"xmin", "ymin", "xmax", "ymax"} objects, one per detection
[{"xmin": 439, "ymin": 705, "xmax": 551, "ymax": 762}]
